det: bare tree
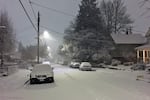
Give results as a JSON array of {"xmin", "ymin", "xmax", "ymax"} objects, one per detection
[
  {"xmin": 139, "ymin": 0, "xmax": 150, "ymax": 16},
  {"xmin": 100, "ymin": 0, "xmax": 133, "ymax": 34},
  {"xmin": 0, "ymin": 11, "xmax": 16, "ymax": 54}
]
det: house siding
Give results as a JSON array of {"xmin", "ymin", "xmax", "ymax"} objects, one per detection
[{"xmin": 110, "ymin": 44, "xmax": 143, "ymax": 62}]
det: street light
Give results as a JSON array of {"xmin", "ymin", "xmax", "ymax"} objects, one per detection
[
  {"xmin": 43, "ymin": 31, "xmax": 50, "ymax": 39},
  {"xmin": 42, "ymin": 30, "xmax": 54, "ymax": 41},
  {"xmin": 41, "ymin": 31, "xmax": 54, "ymax": 59}
]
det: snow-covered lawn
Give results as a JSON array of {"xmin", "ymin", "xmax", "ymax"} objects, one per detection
[{"xmin": 0, "ymin": 64, "xmax": 150, "ymax": 100}]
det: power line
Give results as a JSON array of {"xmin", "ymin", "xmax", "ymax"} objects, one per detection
[
  {"xmin": 29, "ymin": 0, "xmax": 37, "ymax": 20},
  {"xmin": 19, "ymin": 0, "xmax": 37, "ymax": 32},
  {"xmin": 30, "ymin": 1, "xmax": 76, "ymax": 17},
  {"xmin": 40, "ymin": 25, "xmax": 64, "ymax": 35}
]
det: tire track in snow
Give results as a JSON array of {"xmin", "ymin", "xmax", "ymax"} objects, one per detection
[{"xmin": 63, "ymin": 71, "xmax": 108, "ymax": 100}]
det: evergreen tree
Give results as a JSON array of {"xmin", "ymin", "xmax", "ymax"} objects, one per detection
[
  {"xmin": 61, "ymin": 0, "xmax": 114, "ymax": 62},
  {"xmin": 75, "ymin": 0, "xmax": 104, "ymax": 32}
]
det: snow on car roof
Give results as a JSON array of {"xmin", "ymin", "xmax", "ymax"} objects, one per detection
[{"xmin": 33, "ymin": 64, "xmax": 52, "ymax": 71}]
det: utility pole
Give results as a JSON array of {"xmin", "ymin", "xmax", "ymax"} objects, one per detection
[{"xmin": 37, "ymin": 12, "xmax": 40, "ymax": 63}]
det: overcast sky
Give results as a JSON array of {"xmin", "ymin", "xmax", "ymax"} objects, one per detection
[{"xmin": 0, "ymin": 0, "xmax": 150, "ymax": 49}]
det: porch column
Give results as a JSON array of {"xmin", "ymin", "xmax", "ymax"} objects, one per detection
[
  {"xmin": 137, "ymin": 50, "xmax": 139, "ymax": 63},
  {"xmin": 143, "ymin": 50, "xmax": 145, "ymax": 63},
  {"xmin": 137, "ymin": 50, "xmax": 139, "ymax": 59}
]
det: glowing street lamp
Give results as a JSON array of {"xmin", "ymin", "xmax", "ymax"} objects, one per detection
[
  {"xmin": 47, "ymin": 46, "xmax": 53, "ymax": 58},
  {"xmin": 43, "ymin": 31, "xmax": 50, "ymax": 39},
  {"xmin": 47, "ymin": 46, "xmax": 50, "ymax": 51},
  {"xmin": 42, "ymin": 30, "xmax": 54, "ymax": 41}
]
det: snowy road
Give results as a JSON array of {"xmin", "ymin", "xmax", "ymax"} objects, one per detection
[{"xmin": 0, "ymin": 64, "xmax": 150, "ymax": 100}]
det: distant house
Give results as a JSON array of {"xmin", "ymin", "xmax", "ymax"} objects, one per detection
[
  {"xmin": 111, "ymin": 33, "xmax": 147, "ymax": 62},
  {"xmin": 135, "ymin": 28, "xmax": 150, "ymax": 63}
]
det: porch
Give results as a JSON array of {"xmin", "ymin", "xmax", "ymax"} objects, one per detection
[{"xmin": 135, "ymin": 44, "xmax": 150, "ymax": 64}]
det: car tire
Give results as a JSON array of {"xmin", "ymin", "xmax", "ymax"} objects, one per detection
[
  {"xmin": 51, "ymin": 77, "xmax": 54, "ymax": 82},
  {"xmin": 47, "ymin": 77, "xmax": 54, "ymax": 83},
  {"xmin": 30, "ymin": 78, "xmax": 35, "ymax": 84}
]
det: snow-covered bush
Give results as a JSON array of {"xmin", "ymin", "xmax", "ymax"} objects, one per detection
[
  {"xmin": 111, "ymin": 59, "xmax": 121, "ymax": 66},
  {"xmin": 123, "ymin": 62, "xmax": 134, "ymax": 66},
  {"xmin": 131, "ymin": 63, "xmax": 146, "ymax": 70},
  {"xmin": 91, "ymin": 49, "xmax": 112, "ymax": 64}
]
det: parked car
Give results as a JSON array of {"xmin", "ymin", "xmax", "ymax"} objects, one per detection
[
  {"xmin": 131, "ymin": 63, "xmax": 146, "ymax": 70},
  {"xmin": 79, "ymin": 62, "xmax": 92, "ymax": 71},
  {"xmin": 42, "ymin": 61, "xmax": 51, "ymax": 65},
  {"xmin": 146, "ymin": 64, "xmax": 150, "ymax": 73},
  {"xmin": 70, "ymin": 61, "xmax": 80, "ymax": 68},
  {"xmin": 30, "ymin": 64, "xmax": 54, "ymax": 84},
  {"xmin": 146, "ymin": 67, "xmax": 150, "ymax": 73}
]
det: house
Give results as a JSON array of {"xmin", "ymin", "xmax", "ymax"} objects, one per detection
[
  {"xmin": 135, "ymin": 28, "xmax": 150, "ymax": 63},
  {"xmin": 111, "ymin": 33, "xmax": 147, "ymax": 62}
]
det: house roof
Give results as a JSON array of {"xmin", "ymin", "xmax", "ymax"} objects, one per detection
[
  {"xmin": 145, "ymin": 27, "xmax": 150, "ymax": 37},
  {"xmin": 135, "ymin": 44, "xmax": 150, "ymax": 50},
  {"xmin": 111, "ymin": 33, "xmax": 147, "ymax": 44}
]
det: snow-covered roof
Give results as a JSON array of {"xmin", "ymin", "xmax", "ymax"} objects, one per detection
[
  {"xmin": 145, "ymin": 27, "xmax": 150, "ymax": 37},
  {"xmin": 135, "ymin": 44, "xmax": 150, "ymax": 50},
  {"xmin": 111, "ymin": 33, "xmax": 147, "ymax": 44}
]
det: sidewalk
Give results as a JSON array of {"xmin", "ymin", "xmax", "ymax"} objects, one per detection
[
  {"xmin": 0, "ymin": 64, "xmax": 18, "ymax": 77},
  {"xmin": 106, "ymin": 65, "xmax": 132, "ymax": 71}
]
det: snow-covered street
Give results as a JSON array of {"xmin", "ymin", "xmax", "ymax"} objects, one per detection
[{"xmin": 0, "ymin": 64, "xmax": 150, "ymax": 100}]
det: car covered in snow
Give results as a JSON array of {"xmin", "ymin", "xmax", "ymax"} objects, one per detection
[
  {"xmin": 70, "ymin": 61, "xmax": 80, "ymax": 68},
  {"xmin": 79, "ymin": 62, "xmax": 92, "ymax": 71},
  {"xmin": 30, "ymin": 64, "xmax": 54, "ymax": 84},
  {"xmin": 42, "ymin": 61, "xmax": 51, "ymax": 65},
  {"xmin": 145, "ymin": 64, "xmax": 150, "ymax": 73}
]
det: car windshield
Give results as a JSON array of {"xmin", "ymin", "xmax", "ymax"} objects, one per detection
[{"xmin": 82, "ymin": 62, "xmax": 90, "ymax": 65}]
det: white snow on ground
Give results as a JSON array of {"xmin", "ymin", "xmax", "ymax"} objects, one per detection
[
  {"xmin": 0, "ymin": 64, "xmax": 150, "ymax": 100},
  {"xmin": 0, "ymin": 69, "xmax": 30, "ymax": 100}
]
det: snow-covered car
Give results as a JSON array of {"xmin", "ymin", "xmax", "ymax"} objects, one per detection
[
  {"xmin": 2, "ymin": 71, "xmax": 8, "ymax": 76},
  {"xmin": 146, "ymin": 67, "xmax": 150, "ymax": 73},
  {"xmin": 42, "ymin": 61, "xmax": 51, "ymax": 65},
  {"xmin": 145, "ymin": 64, "xmax": 150, "ymax": 73},
  {"xmin": 79, "ymin": 62, "xmax": 92, "ymax": 71},
  {"xmin": 30, "ymin": 64, "xmax": 54, "ymax": 84},
  {"xmin": 70, "ymin": 62, "xmax": 80, "ymax": 68}
]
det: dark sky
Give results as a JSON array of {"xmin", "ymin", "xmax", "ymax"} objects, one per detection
[{"xmin": 0, "ymin": 0, "xmax": 150, "ymax": 48}]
